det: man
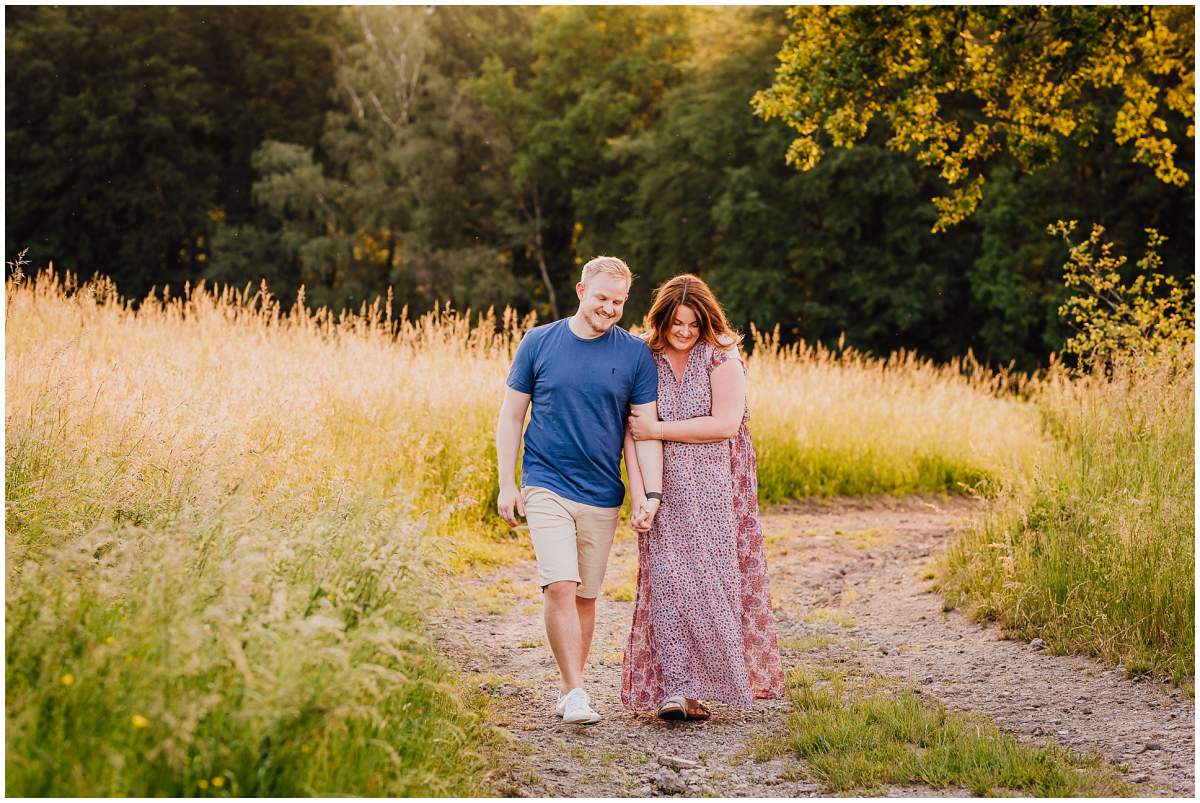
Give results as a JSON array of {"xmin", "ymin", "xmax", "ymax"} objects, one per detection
[{"xmin": 496, "ymin": 256, "xmax": 664, "ymax": 725}]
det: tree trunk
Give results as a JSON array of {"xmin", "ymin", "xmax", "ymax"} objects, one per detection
[{"xmin": 532, "ymin": 184, "xmax": 559, "ymax": 320}]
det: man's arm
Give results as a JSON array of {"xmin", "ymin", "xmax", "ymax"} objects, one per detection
[
  {"xmin": 496, "ymin": 387, "xmax": 532, "ymax": 526},
  {"xmin": 629, "ymin": 400, "xmax": 663, "ymax": 529},
  {"xmin": 623, "ymin": 425, "xmax": 652, "ymax": 533}
]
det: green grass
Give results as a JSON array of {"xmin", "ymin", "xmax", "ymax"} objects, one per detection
[
  {"xmin": 782, "ymin": 668, "xmax": 1132, "ymax": 796},
  {"xmin": 4, "ymin": 270, "xmax": 1161, "ymax": 795},
  {"xmin": 4, "ymin": 274, "xmax": 510, "ymax": 795},
  {"xmin": 938, "ymin": 353, "xmax": 1195, "ymax": 689}
]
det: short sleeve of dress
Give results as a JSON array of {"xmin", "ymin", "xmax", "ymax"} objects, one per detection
[
  {"xmin": 709, "ymin": 343, "xmax": 730, "ymax": 371},
  {"xmin": 710, "ymin": 338, "xmax": 747, "ymax": 376}
]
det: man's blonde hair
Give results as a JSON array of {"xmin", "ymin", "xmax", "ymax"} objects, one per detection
[{"xmin": 580, "ymin": 256, "xmax": 633, "ymax": 287}]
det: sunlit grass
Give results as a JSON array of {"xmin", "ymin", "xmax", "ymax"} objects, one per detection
[
  {"xmin": 938, "ymin": 350, "xmax": 1195, "ymax": 690},
  {"xmin": 748, "ymin": 327, "xmax": 1046, "ymax": 500},
  {"xmin": 5, "ymin": 273, "xmax": 514, "ymax": 795},
  {"xmin": 3, "ymin": 270, "xmax": 1055, "ymax": 794}
]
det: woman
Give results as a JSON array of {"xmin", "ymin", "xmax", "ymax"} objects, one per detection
[{"xmin": 620, "ymin": 274, "xmax": 785, "ymax": 720}]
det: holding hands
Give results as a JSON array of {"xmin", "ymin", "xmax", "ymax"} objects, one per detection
[{"xmin": 630, "ymin": 493, "xmax": 660, "ymax": 534}]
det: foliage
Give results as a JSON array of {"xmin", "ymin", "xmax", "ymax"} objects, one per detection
[
  {"xmin": 6, "ymin": 5, "xmax": 1195, "ymax": 367},
  {"xmin": 471, "ymin": 5, "xmax": 690, "ymax": 318},
  {"xmin": 754, "ymin": 6, "xmax": 1195, "ymax": 229},
  {"xmin": 938, "ymin": 349, "xmax": 1195, "ymax": 688},
  {"xmin": 1050, "ymin": 221, "xmax": 1194, "ymax": 365},
  {"xmin": 5, "ymin": 6, "xmax": 344, "ymax": 296},
  {"xmin": 219, "ymin": 6, "xmax": 538, "ymax": 314},
  {"xmin": 6, "ymin": 271, "xmax": 520, "ymax": 795}
]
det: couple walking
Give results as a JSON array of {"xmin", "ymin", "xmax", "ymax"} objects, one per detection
[{"xmin": 496, "ymin": 256, "xmax": 784, "ymax": 724}]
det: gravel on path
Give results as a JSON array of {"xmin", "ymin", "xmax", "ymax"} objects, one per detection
[{"xmin": 434, "ymin": 496, "xmax": 1194, "ymax": 797}]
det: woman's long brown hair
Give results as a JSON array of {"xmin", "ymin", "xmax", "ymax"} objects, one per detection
[{"xmin": 644, "ymin": 274, "xmax": 742, "ymax": 353}]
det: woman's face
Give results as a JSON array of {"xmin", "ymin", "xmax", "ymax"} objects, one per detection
[{"xmin": 667, "ymin": 303, "xmax": 702, "ymax": 352}]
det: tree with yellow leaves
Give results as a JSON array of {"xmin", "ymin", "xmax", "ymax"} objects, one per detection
[{"xmin": 753, "ymin": 6, "xmax": 1194, "ymax": 231}]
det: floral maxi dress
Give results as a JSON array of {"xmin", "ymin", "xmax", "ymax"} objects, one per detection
[{"xmin": 621, "ymin": 341, "xmax": 786, "ymax": 710}]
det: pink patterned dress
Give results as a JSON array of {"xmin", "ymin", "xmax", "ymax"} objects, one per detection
[{"xmin": 621, "ymin": 341, "xmax": 786, "ymax": 711}]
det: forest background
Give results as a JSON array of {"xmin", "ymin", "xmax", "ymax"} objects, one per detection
[{"xmin": 7, "ymin": 4, "xmax": 1194, "ymax": 371}]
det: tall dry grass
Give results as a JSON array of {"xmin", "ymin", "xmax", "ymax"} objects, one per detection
[
  {"xmin": 5, "ymin": 271, "xmax": 1047, "ymax": 793},
  {"xmin": 747, "ymin": 327, "xmax": 1045, "ymax": 500},
  {"xmin": 5, "ymin": 273, "xmax": 520, "ymax": 795},
  {"xmin": 939, "ymin": 349, "xmax": 1195, "ymax": 689}
]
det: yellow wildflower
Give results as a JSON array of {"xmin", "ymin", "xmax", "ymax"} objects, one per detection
[
  {"xmin": 300, "ymin": 744, "xmax": 311, "ymax": 754},
  {"xmin": 197, "ymin": 779, "xmax": 209, "ymax": 790},
  {"xmin": 105, "ymin": 636, "xmax": 115, "ymax": 645},
  {"xmin": 61, "ymin": 673, "xmax": 75, "ymax": 686},
  {"xmin": 211, "ymin": 776, "xmax": 224, "ymax": 788},
  {"xmin": 131, "ymin": 714, "xmax": 150, "ymax": 728}
]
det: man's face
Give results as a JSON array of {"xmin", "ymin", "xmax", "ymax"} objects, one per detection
[{"xmin": 575, "ymin": 273, "xmax": 629, "ymax": 336}]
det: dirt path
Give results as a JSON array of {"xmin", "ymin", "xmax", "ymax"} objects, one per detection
[{"xmin": 433, "ymin": 497, "xmax": 1194, "ymax": 797}]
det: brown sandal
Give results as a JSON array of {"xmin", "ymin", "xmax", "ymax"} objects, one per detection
[
  {"xmin": 684, "ymin": 698, "xmax": 711, "ymax": 720},
  {"xmin": 657, "ymin": 695, "xmax": 711, "ymax": 721},
  {"xmin": 657, "ymin": 695, "xmax": 686, "ymax": 720}
]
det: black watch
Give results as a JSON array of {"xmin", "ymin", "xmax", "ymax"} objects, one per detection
[{"xmin": 646, "ymin": 492, "xmax": 663, "ymax": 501}]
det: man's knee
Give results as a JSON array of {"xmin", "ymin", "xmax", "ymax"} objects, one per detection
[{"xmin": 544, "ymin": 580, "xmax": 578, "ymax": 605}]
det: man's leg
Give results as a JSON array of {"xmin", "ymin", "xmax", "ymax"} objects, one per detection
[
  {"xmin": 576, "ymin": 595, "xmax": 597, "ymax": 672},
  {"xmin": 574, "ymin": 502, "xmax": 621, "ymax": 677},
  {"xmin": 544, "ymin": 580, "xmax": 587, "ymax": 693},
  {"xmin": 523, "ymin": 487, "xmax": 587, "ymax": 695}
]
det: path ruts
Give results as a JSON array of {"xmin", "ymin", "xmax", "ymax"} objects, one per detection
[{"xmin": 433, "ymin": 497, "xmax": 1194, "ymax": 797}]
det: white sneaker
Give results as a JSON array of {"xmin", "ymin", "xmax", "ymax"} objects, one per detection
[
  {"xmin": 560, "ymin": 687, "xmax": 601, "ymax": 724},
  {"xmin": 555, "ymin": 693, "xmax": 568, "ymax": 717}
]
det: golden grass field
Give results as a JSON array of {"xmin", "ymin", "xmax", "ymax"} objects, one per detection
[{"xmin": 4, "ymin": 271, "xmax": 1190, "ymax": 795}]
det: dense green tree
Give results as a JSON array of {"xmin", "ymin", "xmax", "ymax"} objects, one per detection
[
  {"xmin": 472, "ymin": 6, "xmax": 689, "ymax": 319},
  {"xmin": 7, "ymin": 5, "xmax": 1191, "ymax": 368},
  {"xmin": 6, "ymin": 6, "xmax": 343, "ymax": 296},
  {"xmin": 223, "ymin": 6, "xmax": 537, "ymax": 313},
  {"xmin": 598, "ymin": 8, "xmax": 981, "ymax": 360},
  {"xmin": 8, "ymin": 7, "xmax": 219, "ymax": 291}
]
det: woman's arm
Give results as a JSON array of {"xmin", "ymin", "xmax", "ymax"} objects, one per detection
[{"xmin": 629, "ymin": 355, "xmax": 745, "ymax": 444}]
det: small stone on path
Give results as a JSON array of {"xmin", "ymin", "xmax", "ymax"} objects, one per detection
[{"xmin": 657, "ymin": 755, "xmax": 700, "ymax": 770}]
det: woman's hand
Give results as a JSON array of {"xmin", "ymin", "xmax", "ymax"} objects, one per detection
[{"xmin": 628, "ymin": 411, "xmax": 662, "ymax": 441}]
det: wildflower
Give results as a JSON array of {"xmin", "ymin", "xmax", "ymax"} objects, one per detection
[
  {"xmin": 211, "ymin": 776, "xmax": 224, "ymax": 788},
  {"xmin": 131, "ymin": 714, "xmax": 149, "ymax": 728},
  {"xmin": 300, "ymin": 744, "xmax": 311, "ymax": 754},
  {"xmin": 105, "ymin": 636, "xmax": 115, "ymax": 645},
  {"xmin": 197, "ymin": 779, "xmax": 209, "ymax": 790}
]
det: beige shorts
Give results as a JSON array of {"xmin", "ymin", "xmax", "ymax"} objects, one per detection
[{"xmin": 523, "ymin": 485, "xmax": 620, "ymax": 598}]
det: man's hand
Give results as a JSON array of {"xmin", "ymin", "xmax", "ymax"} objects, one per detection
[
  {"xmin": 497, "ymin": 484, "xmax": 526, "ymax": 527},
  {"xmin": 631, "ymin": 497, "xmax": 660, "ymax": 532}
]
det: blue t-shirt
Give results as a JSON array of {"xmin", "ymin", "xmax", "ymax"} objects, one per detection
[{"xmin": 506, "ymin": 319, "xmax": 658, "ymax": 507}]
